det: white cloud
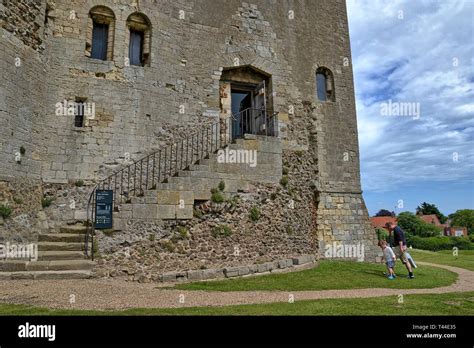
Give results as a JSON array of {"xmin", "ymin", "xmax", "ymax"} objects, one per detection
[{"xmin": 347, "ymin": 0, "xmax": 474, "ymax": 193}]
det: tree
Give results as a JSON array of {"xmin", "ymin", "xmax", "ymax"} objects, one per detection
[
  {"xmin": 416, "ymin": 202, "xmax": 447, "ymax": 224},
  {"xmin": 397, "ymin": 211, "xmax": 442, "ymax": 237},
  {"xmin": 449, "ymin": 210, "xmax": 474, "ymax": 235},
  {"xmin": 375, "ymin": 209, "xmax": 395, "ymax": 217}
]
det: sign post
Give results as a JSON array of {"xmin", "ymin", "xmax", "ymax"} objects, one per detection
[{"xmin": 95, "ymin": 190, "xmax": 113, "ymax": 229}]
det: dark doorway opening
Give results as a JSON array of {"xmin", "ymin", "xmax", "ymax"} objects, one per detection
[{"xmin": 231, "ymin": 87, "xmax": 253, "ymax": 139}]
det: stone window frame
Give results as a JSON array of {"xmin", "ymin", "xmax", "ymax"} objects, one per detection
[
  {"xmin": 125, "ymin": 12, "xmax": 152, "ymax": 67},
  {"xmin": 315, "ymin": 67, "xmax": 335, "ymax": 102},
  {"xmin": 85, "ymin": 6, "xmax": 115, "ymax": 61}
]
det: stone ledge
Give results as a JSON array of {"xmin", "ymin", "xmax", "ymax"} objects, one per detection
[{"xmin": 153, "ymin": 254, "xmax": 317, "ymax": 284}]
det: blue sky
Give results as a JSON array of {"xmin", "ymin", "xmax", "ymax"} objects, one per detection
[{"xmin": 346, "ymin": 0, "xmax": 474, "ymax": 216}]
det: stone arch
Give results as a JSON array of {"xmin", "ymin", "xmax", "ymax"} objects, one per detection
[
  {"xmin": 85, "ymin": 6, "xmax": 115, "ymax": 61},
  {"xmin": 126, "ymin": 12, "xmax": 152, "ymax": 66}
]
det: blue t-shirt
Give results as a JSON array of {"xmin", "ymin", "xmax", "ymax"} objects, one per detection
[{"xmin": 393, "ymin": 226, "xmax": 406, "ymax": 246}]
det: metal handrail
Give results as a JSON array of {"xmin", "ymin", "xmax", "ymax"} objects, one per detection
[
  {"xmin": 231, "ymin": 108, "xmax": 279, "ymax": 138},
  {"xmin": 84, "ymin": 118, "xmax": 229, "ymax": 259},
  {"xmin": 84, "ymin": 110, "xmax": 278, "ymax": 260}
]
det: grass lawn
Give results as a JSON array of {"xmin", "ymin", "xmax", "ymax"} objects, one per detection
[
  {"xmin": 410, "ymin": 249, "xmax": 474, "ymax": 271},
  {"xmin": 1, "ymin": 291, "xmax": 473, "ymax": 316},
  {"xmin": 170, "ymin": 260, "xmax": 457, "ymax": 292}
]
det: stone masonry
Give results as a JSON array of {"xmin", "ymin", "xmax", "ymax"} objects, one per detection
[{"xmin": 1, "ymin": 0, "xmax": 378, "ymax": 281}]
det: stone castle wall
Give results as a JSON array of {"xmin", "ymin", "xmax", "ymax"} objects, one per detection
[{"xmin": 0, "ymin": 0, "xmax": 378, "ymax": 266}]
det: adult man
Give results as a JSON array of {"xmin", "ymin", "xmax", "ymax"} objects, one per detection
[{"xmin": 386, "ymin": 222, "xmax": 414, "ymax": 279}]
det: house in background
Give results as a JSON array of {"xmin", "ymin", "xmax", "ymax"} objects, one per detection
[
  {"xmin": 371, "ymin": 214, "xmax": 469, "ymax": 238},
  {"xmin": 370, "ymin": 216, "xmax": 397, "ymax": 231},
  {"xmin": 418, "ymin": 214, "xmax": 442, "ymax": 227},
  {"xmin": 444, "ymin": 226, "xmax": 468, "ymax": 237}
]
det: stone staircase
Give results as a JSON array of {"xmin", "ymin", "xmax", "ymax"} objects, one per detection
[
  {"xmin": 113, "ymin": 136, "xmax": 282, "ymax": 229},
  {"xmin": 0, "ymin": 225, "xmax": 94, "ymax": 280}
]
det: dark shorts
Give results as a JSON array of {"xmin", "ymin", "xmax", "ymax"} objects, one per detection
[{"xmin": 386, "ymin": 261, "xmax": 395, "ymax": 269}]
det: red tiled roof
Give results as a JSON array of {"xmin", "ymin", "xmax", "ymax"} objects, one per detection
[
  {"xmin": 419, "ymin": 214, "xmax": 441, "ymax": 226},
  {"xmin": 370, "ymin": 216, "xmax": 397, "ymax": 229}
]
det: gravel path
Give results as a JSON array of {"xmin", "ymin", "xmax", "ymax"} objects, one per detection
[{"xmin": 0, "ymin": 262, "xmax": 472, "ymax": 311}]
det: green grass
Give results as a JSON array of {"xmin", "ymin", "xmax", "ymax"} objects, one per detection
[
  {"xmin": 1, "ymin": 292, "xmax": 473, "ymax": 316},
  {"xmin": 410, "ymin": 249, "xmax": 474, "ymax": 271},
  {"xmin": 172, "ymin": 260, "xmax": 457, "ymax": 292}
]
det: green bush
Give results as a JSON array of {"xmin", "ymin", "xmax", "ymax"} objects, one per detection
[
  {"xmin": 249, "ymin": 206, "xmax": 261, "ymax": 222},
  {"xmin": 41, "ymin": 197, "xmax": 54, "ymax": 208},
  {"xmin": 280, "ymin": 176, "xmax": 289, "ymax": 188},
  {"xmin": 0, "ymin": 204, "xmax": 12, "ymax": 219},
  {"xmin": 406, "ymin": 233, "xmax": 474, "ymax": 251},
  {"xmin": 375, "ymin": 227, "xmax": 388, "ymax": 242},
  {"xmin": 75, "ymin": 180, "xmax": 85, "ymax": 187},
  {"xmin": 211, "ymin": 225, "xmax": 232, "ymax": 238},
  {"xmin": 161, "ymin": 240, "xmax": 175, "ymax": 252},
  {"xmin": 282, "ymin": 167, "xmax": 289, "ymax": 175},
  {"xmin": 13, "ymin": 197, "xmax": 23, "ymax": 205},
  {"xmin": 211, "ymin": 191, "xmax": 225, "ymax": 204},
  {"xmin": 218, "ymin": 180, "xmax": 226, "ymax": 192},
  {"xmin": 397, "ymin": 211, "xmax": 442, "ymax": 237},
  {"xmin": 193, "ymin": 208, "xmax": 203, "ymax": 219},
  {"xmin": 176, "ymin": 226, "xmax": 189, "ymax": 239}
]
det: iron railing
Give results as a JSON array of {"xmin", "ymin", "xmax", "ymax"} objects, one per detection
[
  {"xmin": 231, "ymin": 108, "xmax": 279, "ymax": 139},
  {"xmin": 84, "ymin": 109, "xmax": 278, "ymax": 260}
]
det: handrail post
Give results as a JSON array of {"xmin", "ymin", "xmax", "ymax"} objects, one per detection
[
  {"xmin": 152, "ymin": 153, "xmax": 155, "ymax": 189},
  {"xmin": 180, "ymin": 139, "xmax": 183, "ymax": 170}
]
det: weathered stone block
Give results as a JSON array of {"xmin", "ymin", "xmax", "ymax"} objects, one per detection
[
  {"xmin": 132, "ymin": 204, "xmax": 157, "ymax": 219},
  {"xmin": 187, "ymin": 270, "xmax": 204, "ymax": 281},
  {"xmin": 161, "ymin": 272, "xmax": 177, "ymax": 282}
]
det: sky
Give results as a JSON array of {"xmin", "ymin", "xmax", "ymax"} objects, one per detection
[{"xmin": 346, "ymin": 0, "xmax": 474, "ymax": 216}]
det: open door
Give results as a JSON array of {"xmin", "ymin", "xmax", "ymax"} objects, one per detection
[{"xmin": 254, "ymin": 81, "xmax": 266, "ymax": 134}]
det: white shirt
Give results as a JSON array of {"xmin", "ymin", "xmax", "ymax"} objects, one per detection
[{"xmin": 383, "ymin": 246, "xmax": 396, "ymax": 262}]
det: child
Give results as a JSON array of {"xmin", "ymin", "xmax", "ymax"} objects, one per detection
[{"xmin": 380, "ymin": 240, "xmax": 397, "ymax": 280}]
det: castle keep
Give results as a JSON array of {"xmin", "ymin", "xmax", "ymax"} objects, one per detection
[{"xmin": 0, "ymin": 0, "xmax": 377, "ymax": 281}]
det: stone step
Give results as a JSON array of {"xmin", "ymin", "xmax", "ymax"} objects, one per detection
[
  {"xmin": 38, "ymin": 251, "xmax": 86, "ymax": 261},
  {"xmin": 38, "ymin": 242, "xmax": 88, "ymax": 252},
  {"xmin": 0, "ymin": 260, "xmax": 94, "ymax": 272},
  {"xmin": 178, "ymin": 170, "xmax": 237, "ymax": 179},
  {"xmin": 39, "ymin": 233, "xmax": 84, "ymax": 243},
  {"xmin": 198, "ymin": 158, "xmax": 211, "ymax": 166},
  {"xmin": 189, "ymin": 164, "xmax": 210, "ymax": 171},
  {"xmin": 59, "ymin": 225, "xmax": 88, "ymax": 234},
  {"xmin": 0, "ymin": 270, "xmax": 92, "ymax": 280}
]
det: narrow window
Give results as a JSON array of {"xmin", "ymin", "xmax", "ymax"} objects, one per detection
[
  {"xmin": 126, "ymin": 13, "xmax": 151, "ymax": 67},
  {"xmin": 75, "ymin": 101, "xmax": 84, "ymax": 128},
  {"xmin": 316, "ymin": 67, "xmax": 335, "ymax": 102},
  {"xmin": 91, "ymin": 22, "xmax": 109, "ymax": 60},
  {"xmin": 129, "ymin": 29, "xmax": 144, "ymax": 66},
  {"xmin": 86, "ymin": 6, "xmax": 115, "ymax": 61},
  {"xmin": 316, "ymin": 72, "xmax": 328, "ymax": 102}
]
